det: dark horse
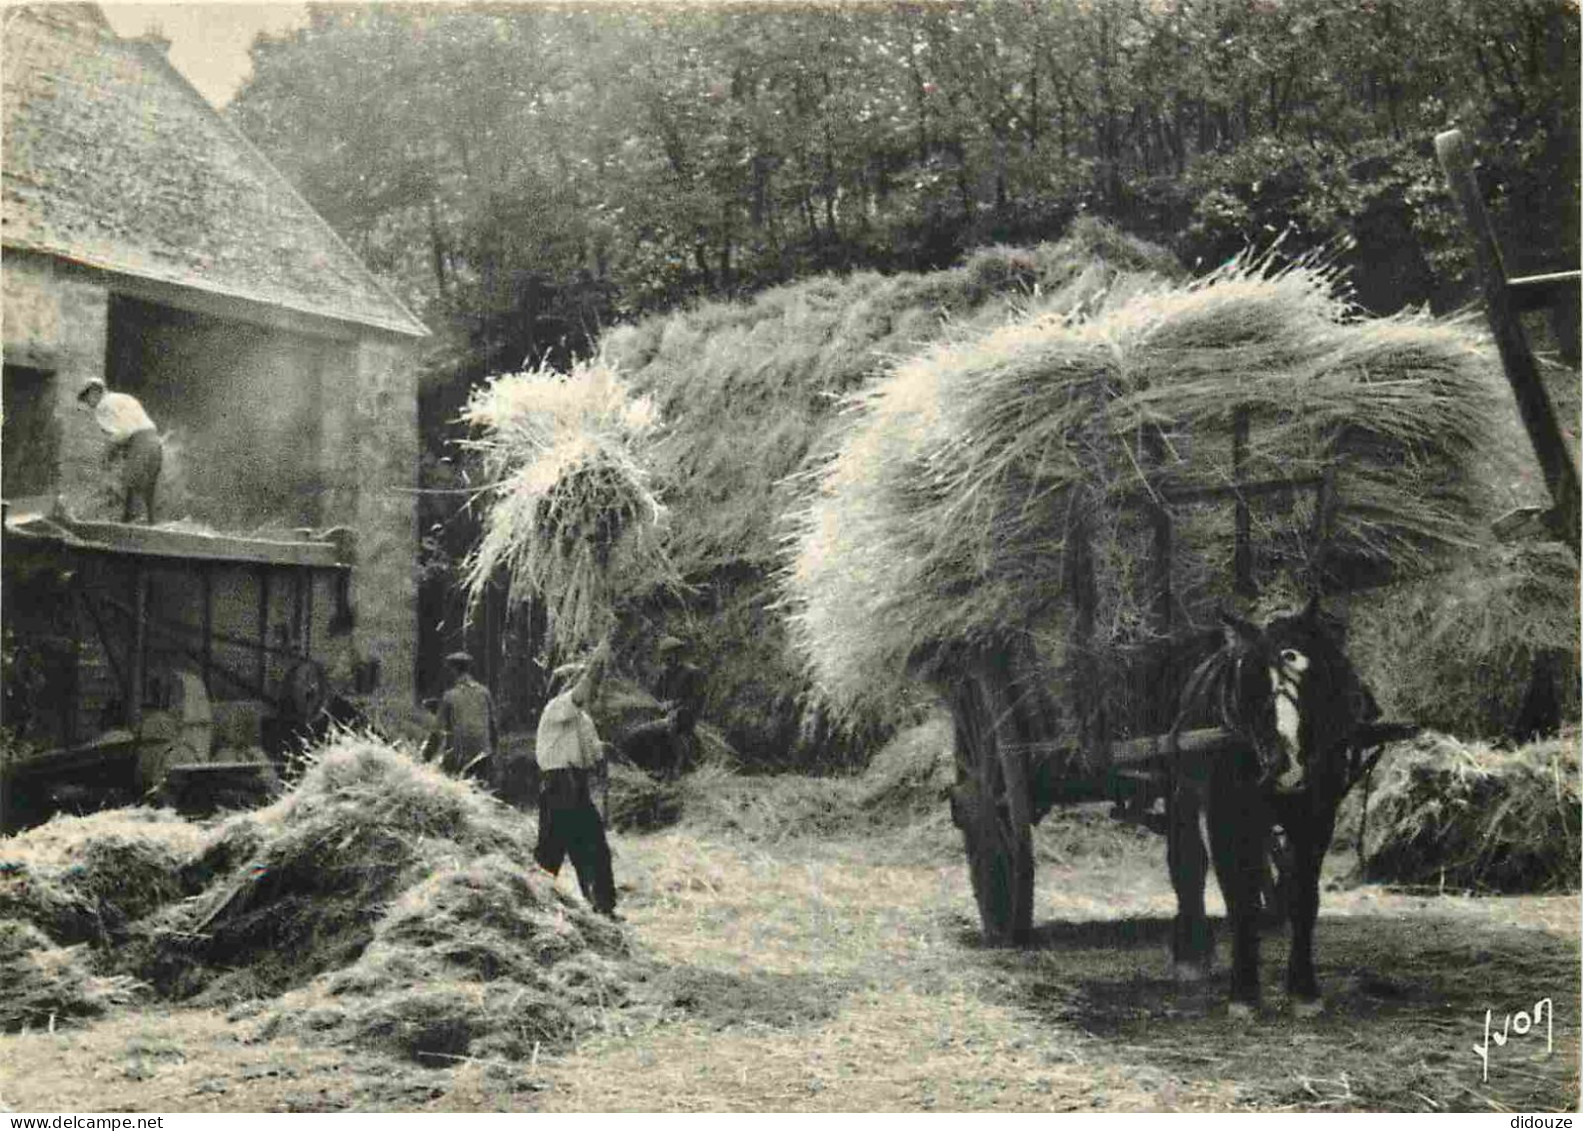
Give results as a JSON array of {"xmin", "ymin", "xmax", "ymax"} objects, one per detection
[{"xmin": 1167, "ymin": 596, "xmax": 1380, "ymax": 1017}]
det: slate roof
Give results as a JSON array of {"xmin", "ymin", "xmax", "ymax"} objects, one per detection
[{"xmin": 2, "ymin": 4, "xmax": 427, "ymax": 338}]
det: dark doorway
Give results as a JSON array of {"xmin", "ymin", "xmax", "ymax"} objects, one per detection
[{"xmin": 2, "ymin": 364, "xmax": 60, "ymax": 500}]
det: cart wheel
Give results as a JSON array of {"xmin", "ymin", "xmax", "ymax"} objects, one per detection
[
  {"xmin": 953, "ymin": 679, "xmax": 1035, "ymax": 946},
  {"xmin": 960, "ymin": 781, "xmax": 1034, "ymax": 946},
  {"xmin": 282, "ymin": 659, "xmax": 329, "ymax": 725}
]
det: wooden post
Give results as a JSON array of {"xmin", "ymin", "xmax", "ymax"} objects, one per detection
[
  {"xmin": 200, "ymin": 566, "xmax": 213, "ymax": 695},
  {"xmin": 1307, "ymin": 462, "xmax": 1339, "ymax": 596},
  {"xmin": 128, "ymin": 564, "xmax": 147, "ymax": 729},
  {"xmin": 1233, "ymin": 406, "xmax": 1255, "ymax": 596},
  {"xmin": 66, "ymin": 570, "xmax": 83, "ymax": 748},
  {"xmin": 1143, "ymin": 423, "xmax": 1175, "ymax": 736},
  {"xmin": 256, "ymin": 567, "xmax": 270, "ymax": 698},
  {"xmin": 303, "ymin": 568, "xmax": 314, "ymax": 660},
  {"xmin": 293, "ymin": 569, "xmax": 307, "ymax": 657},
  {"xmin": 485, "ymin": 579, "xmax": 501, "ymax": 702},
  {"xmin": 1435, "ymin": 129, "xmax": 1580, "ymax": 554},
  {"xmin": 1143, "ymin": 425, "xmax": 1174, "ymax": 636},
  {"xmin": 959, "ymin": 653, "xmax": 1035, "ymax": 946}
]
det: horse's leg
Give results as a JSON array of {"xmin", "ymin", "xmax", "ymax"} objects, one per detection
[
  {"xmin": 1284, "ymin": 802, "xmax": 1337, "ymax": 1014},
  {"xmin": 1207, "ymin": 782, "xmax": 1266, "ymax": 1016},
  {"xmin": 1166, "ymin": 778, "xmax": 1211, "ymax": 978}
]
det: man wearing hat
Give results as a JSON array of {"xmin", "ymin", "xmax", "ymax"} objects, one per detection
[
  {"xmin": 620, "ymin": 634, "xmax": 703, "ymax": 779},
  {"xmin": 431, "ymin": 650, "xmax": 499, "ymax": 786},
  {"xmin": 77, "ymin": 378, "xmax": 162, "ymax": 524},
  {"xmin": 533, "ymin": 639, "xmax": 617, "ymax": 918}
]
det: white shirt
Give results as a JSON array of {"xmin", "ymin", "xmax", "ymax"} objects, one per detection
[
  {"xmin": 534, "ymin": 688, "xmax": 602, "ymax": 771},
  {"xmin": 94, "ymin": 392, "xmax": 156, "ymax": 442}
]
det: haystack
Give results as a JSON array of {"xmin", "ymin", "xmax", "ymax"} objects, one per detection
[
  {"xmin": 129, "ymin": 734, "xmax": 592, "ymax": 1002},
  {"xmin": 461, "ymin": 357, "xmax": 669, "ymax": 661},
  {"xmin": 599, "ymin": 219, "xmax": 1186, "ymax": 766},
  {"xmin": 785, "ymin": 252, "xmax": 1525, "ymax": 730},
  {"xmin": 0, "ymin": 807, "xmax": 205, "ymax": 946},
  {"xmin": 2, "ymin": 734, "xmax": 639, "ymax": 1051},
  {"xmin": 0, "ymin": 919, "xmax": 139, "ymax": 1031},
  {"xmin": 1343, "ymin": 730, "xmax": 1580, "ymax": 893},
  {"xmin": 1348, "ymin": 540, "xmax": 1579, "ymax": 739},
  {"xmin": 262, "ymin": 854, "xmax": 629, "ymax": 1062}
]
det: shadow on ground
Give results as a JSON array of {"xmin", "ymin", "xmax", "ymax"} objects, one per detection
[{"xmin": 973, "ymin": 911, "xmax": 1580, "ymax": 1112}]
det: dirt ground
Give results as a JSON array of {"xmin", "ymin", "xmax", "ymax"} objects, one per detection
[{"xmin": 1, "ymin": 812, "xmax": 1577, "ymax": 1113}]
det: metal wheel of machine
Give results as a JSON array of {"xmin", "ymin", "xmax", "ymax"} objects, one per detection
[{"xmin": 282, "ymin": 658, "xmax": 329, "ymax": 725}]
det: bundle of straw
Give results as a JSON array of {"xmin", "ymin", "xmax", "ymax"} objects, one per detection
[
  {"xmin": 1348, "ymin": 540, "xmax": 1579, "ymax": 737},
  {"xmin": 1344, "ymin": 730, "xmax": 1580, "ymax": 892},
  {"xmin": 605, "ymin": 761, "xmax": 686, "ymax": 832},
  {"xmin": 785, "ymin": 252, "xmax": 1520, "ymax": 722},
  {"xmin": 461, "ymin": 358, "xmax": 667, "ymax": 661}
]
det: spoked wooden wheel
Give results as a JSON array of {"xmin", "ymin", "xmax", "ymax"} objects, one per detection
[{"xmin": 951, "ymin": 663, "xmax": 1036, "ymax": 946}]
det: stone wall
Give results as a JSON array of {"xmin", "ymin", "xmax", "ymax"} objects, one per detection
[
  {"xmin": 320, "ymin": 335, "xmax": 419, "ymax": 709},
  {"xmin": 2, "ymin": 253, "xmax": 110, "ymax": 510}
]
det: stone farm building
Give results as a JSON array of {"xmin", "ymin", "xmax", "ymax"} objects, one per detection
[{"xmin": 1, "ymin": 5, "xmax": 428, "ymax": 761}]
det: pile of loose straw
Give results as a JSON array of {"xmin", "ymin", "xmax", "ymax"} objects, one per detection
[{"xmin": 1343, "ymin": 730, "xmax": 1580, "ymax": 892}]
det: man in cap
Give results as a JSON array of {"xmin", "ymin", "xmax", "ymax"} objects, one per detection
[
  {"xmin": 430, "ymin": 651, "xmax": 499, "ymax": 786},
  {"xmin": 620, "ymin": 634, "xmax": 703, "ymax": 779},
  {"xmin": 77, "ymin": 378, "xmax": 162, "ymax": 524},
  {"xmin": 533, "ymin": 639, "xmax": 617, "ymax": 918}
]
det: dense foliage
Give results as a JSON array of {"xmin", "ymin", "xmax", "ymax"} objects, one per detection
[{"xmin": 233, "ymin": 0, "xmax": 1578, "ymax": 369}]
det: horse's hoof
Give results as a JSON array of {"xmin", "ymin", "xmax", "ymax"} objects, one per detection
[
  {"xmin": 1291, "ymin": 997, "xmax": 1326, "ymax": 1019},
  {"xmin": 1226, "ymin": 1001, "xmax": 1257, "ymax": 1022}
]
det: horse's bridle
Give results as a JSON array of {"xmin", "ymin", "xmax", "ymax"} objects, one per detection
[{"xmin": 1171, "ymin": 634, "xmax": 1323, "ymax": 791}]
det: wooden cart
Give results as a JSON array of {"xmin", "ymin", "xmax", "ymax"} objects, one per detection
[
  {"xmin": 947, "ymin": 130, "xmax": 1580, "ymax": 946},
  {"xmin": 943, "ymin": 444, "xmax": 1419, "ymax": 945}
]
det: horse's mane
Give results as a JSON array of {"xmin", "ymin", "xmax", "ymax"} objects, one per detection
[{"xmin": 1169, "ymin": 609, "xmax": 1381, "ymax": 789}]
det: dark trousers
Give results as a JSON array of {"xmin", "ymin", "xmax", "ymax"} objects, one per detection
[
  {"xmin": 534, "ymin": 767, "xmax": 616, "ymax": 914},
  {"xmin": 116, "ymin": 429, "xmax": 162, "ymax": 524}
]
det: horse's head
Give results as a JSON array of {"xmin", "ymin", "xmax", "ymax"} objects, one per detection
[{"xmin": 1217, "ymin": 597, "xmax": 1379, "ymax": 795}]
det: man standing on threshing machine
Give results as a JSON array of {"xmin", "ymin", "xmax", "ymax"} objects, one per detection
[
  {"xmin": 77, "ymin": 378, "xmax": 162, "ymax": 524},
  {"xmin": 428, "ymin": 651, "xmax": 499, "ymax": 786},
  {"xmin": 533, "ymin": 639, "xmax": 618, "ymax": 918}
]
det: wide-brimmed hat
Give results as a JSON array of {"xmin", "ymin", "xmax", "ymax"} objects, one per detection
[
  {"xmin": 445, "ymin": 651, "xmax": 474, "ymax": 668},
  {"xmin": 657, "ymin": 635, "xmax": 687, "ymax": 654},
  {"xmin": 76, "ymin": 377, "xmax": 106, "ymax": 402}
]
